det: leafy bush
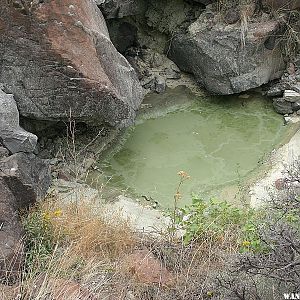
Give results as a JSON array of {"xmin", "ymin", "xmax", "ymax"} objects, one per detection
[
  {"xmin": 175, "ymin": 196, "xmax": 264, "ymax": 252},
  {"xmin": 214, "ymin": 160, "xmax": 300, "ymax": 298}
]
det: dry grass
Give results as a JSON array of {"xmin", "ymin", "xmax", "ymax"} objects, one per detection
[
  {"xmin": 14, "ymin": 197, "xmax": 137, "ymax": 299},
  {"xmin": 19, "ymin": 251, "xmax": 113, "ymax": 300},
  {"xmin": 0, "ymin": 194, "xmax": 242, "ymax": 300},
  {"xmin": 44, "ymin": 199, "xmax": 137, "ymax": 260}
]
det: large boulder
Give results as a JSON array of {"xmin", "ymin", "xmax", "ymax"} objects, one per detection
[
  {"xmin": 273, "ymin": 98, "xmax": 293, "ymax": 114},
  {"xmin": 0, "ymin": 153, "xmax": 51, "ymax": 208},
  {"xmin": 169, "ymin": 13, "xmax": 286, "ymax": 94},
  {"xmin": 0, "ymin": 90, "xmax": 37, "ymax": 154},
  {"xmin": 0, "ymin": 0, "xmax": 144, "ymax": 127}
]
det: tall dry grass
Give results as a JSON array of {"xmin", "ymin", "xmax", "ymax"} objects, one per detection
[
  {"xmin": 13, "ymin": 197, "xmax": 136, "ymax": 299},
  {"xmin": 0, "ymin": 192, "xmax": 242, "ymax": 300}
]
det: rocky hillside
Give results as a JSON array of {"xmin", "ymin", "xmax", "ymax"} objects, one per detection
[
  {"xmin": 0, "ymin": 0, "xmax": 145, "ymax": 283},
  {"xmin": 97, "ymin": 0, "xmax": 300, "ymax": 95},
  {"xmin": 0, "ymin": 0, "xmax": 299, "ymax": 286}
]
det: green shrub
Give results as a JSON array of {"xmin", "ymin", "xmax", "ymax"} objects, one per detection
[
  {"xmin": 174, "ymin": 196, "xmax": 264, "ymax": 252},
  {"xmin": 22, "ymin": 208, "xmax": 59, "ymax": 272}
]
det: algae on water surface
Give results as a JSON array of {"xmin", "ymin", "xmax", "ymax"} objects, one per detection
[{"xmin": 91, "ymin": 87, "xmax": 288, "ymax": 208}]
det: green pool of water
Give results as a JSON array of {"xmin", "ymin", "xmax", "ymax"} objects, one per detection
[{"xmin": 92, "ymin": 87, "xmax": 287, "ymax": 207}]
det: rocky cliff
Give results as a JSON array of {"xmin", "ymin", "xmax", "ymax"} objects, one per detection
[{"xmin": 96, "ymin": 0, "xmax": 299, "ymax": 95}]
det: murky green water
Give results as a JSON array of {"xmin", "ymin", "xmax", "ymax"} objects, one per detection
[{"xmin": 92, "ymin": 86, "xmax": 287, "ymax": 207}]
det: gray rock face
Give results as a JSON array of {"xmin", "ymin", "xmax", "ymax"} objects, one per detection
[
  {"xmin": 0, "ymin": 153, "xmax": 51, "ymax": 283},
  {"xmin": 169, "ymin": 15, "xmax": 286, "ymax": 94},
  {"xmin": 267, "ymin": 85, "xmax": 285, "ymax": 97},
  {"xmin": 154, "ymin": 75, "xmax": 166, "ymax": 94},
  {"xmin": 266, "ymin": 68, "xmax": 300, "ymax": 100},
  {"xmin": 293, "ymin": 83, "xmax": 300, "ymax": 94},
  {"xmin": 269, "ymin": 80, "xmax": 300, "ymax": 114},
  {"xmin": 128, "ymin": 49, "xmax": 181, "ymax": 93},
  {"xmin": 273, "ymin": 98, "xmax": 293, "ymax": 114},
  {"xmin": 96, "ymin": 0, "xmax": 213, "ymax": 20},
  {"xmin": 0, "ymin": 0, "xmax": 144, "ymax": 128},
  {"xmin": 146, "ymin": 0, "xmax": 203, "ymax": 35},
  {"xmin": 0, "ymin": 147, "xmax": 9, "ymax": 159},
  {"xmin": 292, "ymin": 101, "xmax": 300, "ymax": 111},
  {"xmin": 0, "ymin": 153, "xmax": 51, "ymax": 208},
  {"xmin": 0, "ymin": 180, "xmax": 24, "ymax": 283},
  {"xmin": 95, "ymin": 0, "xmax": 147, "ymax": 18},
  {"xmin": 0, "ymin": 90, "xmax": 37, "ymax": 154},
  {"xmin": 0, "ymin": 130, "xmax": 37, "ymax": 154},
  {"xmin": 284, "ymin": 90, "xmax": 300, "ymax": 102}
]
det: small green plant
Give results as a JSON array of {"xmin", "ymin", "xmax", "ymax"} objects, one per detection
[
  {"xmin": 167, "ymin": 170, "xmax": 191, "ymax": 240},
  {"xmin": 173, "ymin": 194, "xmax": 264, "ymax": 253},
  {"xmin": 239, "ymin": 221, "xmax": 263, "ymax": 253},
  {"xmin": 167, "ymin": 170, "xmax": 264, "ymax": 252},
  {"xmin": 22, "ymin": 207, "xmax": 62, "ymax": 272},
  {"xmin": 283, "ymin": 210, "xmax": 300, "ymax": 224}
]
